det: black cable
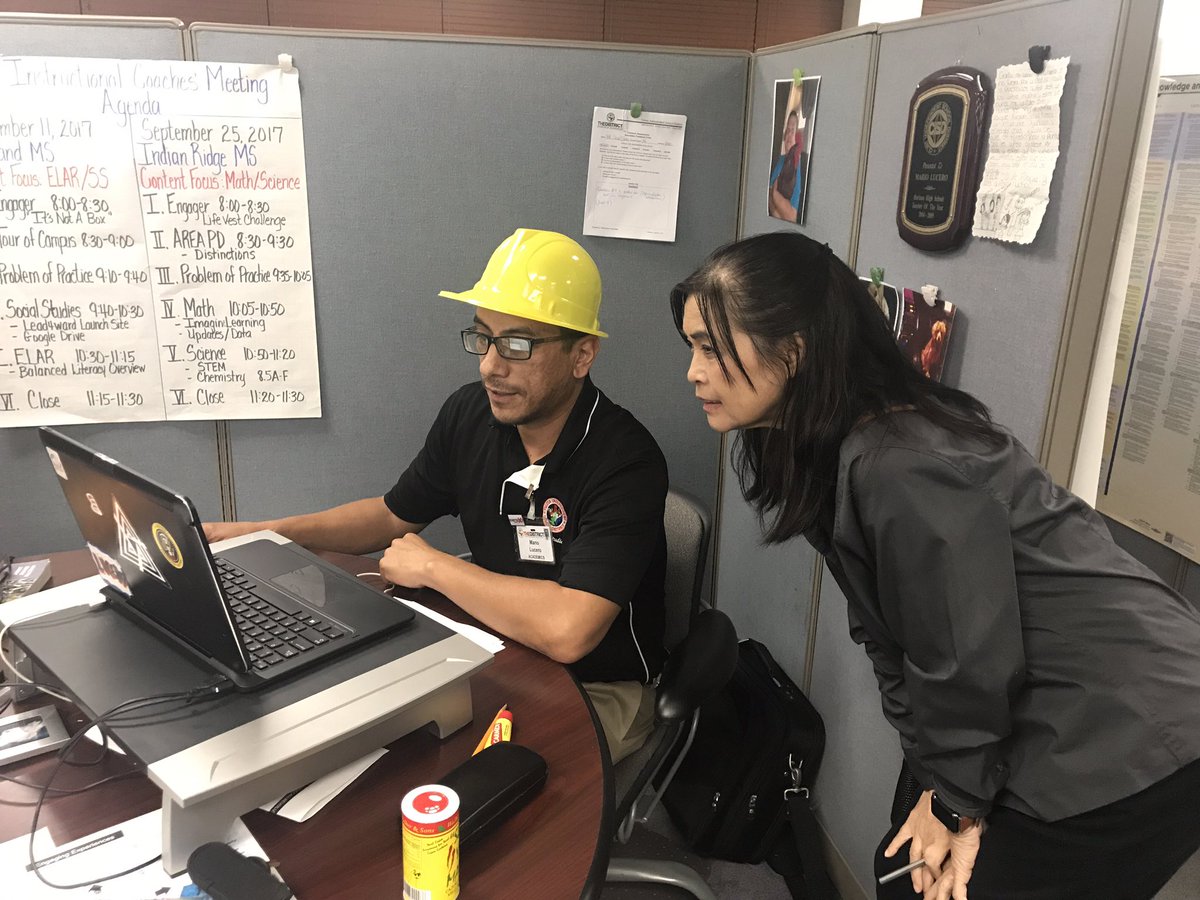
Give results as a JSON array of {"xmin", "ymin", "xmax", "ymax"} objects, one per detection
[
  {"xmin": 0, "ymin": 768, "xmax": 141, "ymax": 804},
  {"xmin": 28, "ymin": 677, "xmax": 232, "ymax": 890}
]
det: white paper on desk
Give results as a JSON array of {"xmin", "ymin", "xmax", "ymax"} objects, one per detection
[
  {"xmin": 583, "ymin": 106, "xmax": 687, "ymax": 242},
  {"xmin": 261, "ymin": 747, "xmax": 387, "ymax": 821},
  {"xmin": 399, "ymin": 598, "xmax": 506, "ymax": 653},
  {"xmin": 972, "ymin": 57, "xmax": 1070, "ymax": 244},
  {"xmin": 0, "ymin": 809, "xmax": 270, "ymax": 898}
]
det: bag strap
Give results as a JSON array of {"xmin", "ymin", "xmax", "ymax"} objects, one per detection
[
  {"xmin": 767, "ymin": 758, "xmax": 837, "ymax": 899},
  {"xmin": 784, "ymin": 790, "xmax": 837, "ymax": 899}
]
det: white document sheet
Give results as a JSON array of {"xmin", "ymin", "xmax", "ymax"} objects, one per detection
[
  {"xmin": 0, "ymin": 809, "xmax": 272, "ymax": 898},
  {"xmin": 972, "ymin": 57, "xmax": 1070, "ymax": 244},
  {"xmin": 583, "ymin": 106, "xmax": 687, "ymax": 242}
]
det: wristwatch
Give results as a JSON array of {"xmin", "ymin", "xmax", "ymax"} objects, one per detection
[{"xmin": 929, "ymin": 791, "xmax": 975, "ymax": 833}]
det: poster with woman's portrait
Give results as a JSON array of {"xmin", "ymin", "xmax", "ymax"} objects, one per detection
[{"xmin": 768, "ymin": 76, "xmax": 821, "ymax": 224}]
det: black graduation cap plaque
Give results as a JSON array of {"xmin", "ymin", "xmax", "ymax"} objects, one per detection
[{"xmin": 896, "ymin": 67, "xmax": 991, "ymax": 251}]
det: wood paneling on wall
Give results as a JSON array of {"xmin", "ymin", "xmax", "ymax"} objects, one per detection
[
  {"xmin": 605, "ymin": 0, "xmax": 757, "ymax": 50},
  {"xmin": 83, "ymin": 1, "xmax": 267, "ymax": 24},
  {"xmin": 0, "ymin": 1, "xmax": 846, "ymax": 49},
  {"xmin": 756, "ymin": 0, "xmax": 843, "ymax": 49},
  {"xmin": 267, "ymin": 0, "xmax": 441, "ymax": 31},
  {"xmin": 923, "ymin": 0, "xmax": 1003, "ymax": 14},
  {"xmin": 0, "ymin": 1, "xmax": 81, "ymax": 12},
  {"xmin": 445, "ymin": 0, "xmax": 603, "ymax": 41}
]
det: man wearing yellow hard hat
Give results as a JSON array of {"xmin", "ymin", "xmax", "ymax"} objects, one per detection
[{"xmin": 207, "ymin": 229, "xmax": 667, "ymax": 762}]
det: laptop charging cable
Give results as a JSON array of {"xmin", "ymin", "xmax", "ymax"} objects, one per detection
[{"xmin": 23, "ymin": 676, "xmax": 232, "ymax": 891}]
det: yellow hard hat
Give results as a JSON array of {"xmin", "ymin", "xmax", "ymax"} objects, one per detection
[{"xmin": 439, "ymin": 228, "xmax": 607, "ymax": 337}]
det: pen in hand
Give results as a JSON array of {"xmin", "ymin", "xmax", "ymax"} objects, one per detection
[{"xmin": 878, "ymin": 858, "xmax": 926, "ymax": 885}]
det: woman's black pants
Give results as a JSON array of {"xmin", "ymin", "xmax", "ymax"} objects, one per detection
[{"xmin": 874, "ymin": 756, "xmax": 1200, "ymax": 899}]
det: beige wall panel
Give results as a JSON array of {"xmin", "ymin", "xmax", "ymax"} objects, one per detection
[
  {"xmin": 755, "ymin": 0, "xmax": 842, "ymax": 49},
  {"xmin": 267, "ymin": 0, "xmax": 441, "ymax": 31},
  {"xmin": 82, "ymin": 0, "xmax": 267, "ymax": 23},
  {"xmin": 605, "ymin": 0, "xmax": 757, "ymax": 50},
  {"xmin": 443, "ymin": 0, "xmax": 603, "ymax": 41}
]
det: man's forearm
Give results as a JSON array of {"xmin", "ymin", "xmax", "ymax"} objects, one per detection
[{"xmin": 269, "ymin": 498, "xmax": 418, "ymax": 555}]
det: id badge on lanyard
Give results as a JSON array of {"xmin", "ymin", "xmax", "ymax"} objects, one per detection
[{"xmin": 502, "ymin": 464, "xmax": 556, "ymax": 565}]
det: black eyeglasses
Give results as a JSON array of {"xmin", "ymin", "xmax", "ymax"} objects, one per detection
[{"xmin": 460, "ymin": 329, "xmax": 570, "ymax": 360}]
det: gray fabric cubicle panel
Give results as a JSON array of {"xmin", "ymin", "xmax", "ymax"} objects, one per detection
[
  {"xmin": 188, "ymin": 29, "xmax": 741, "ymax": 550},
  {"xmin": 0, "ymin": 14, "xmax": 184, "ymax": 58},
  {"xmin": 809, "ymin": 1, "xmax": 1147, "ymax": 894},
  {"xmin": 808, "ymin": 561, "xmax": 901, "ymax": 893},
  {"xmin": 854, "ymin": 0, "xmax": 1126, "ymax": 451},
  {"xmin": 713, "ymin": 32, "xmax": 877, "ymax": 688},
  {"xmin": 739, "ymin": 30, "xmax": 877, "ymax": 257},
  {"xmin": 0, "ymin": 16, "xmax": 224, "ymax": 560}
]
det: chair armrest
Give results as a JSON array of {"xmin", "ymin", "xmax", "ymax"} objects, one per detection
[{"xmin": 655, "ymin": 609, "xmax": 737, "ymax": 722}]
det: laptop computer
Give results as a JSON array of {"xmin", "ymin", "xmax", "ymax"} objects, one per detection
[{"xmin": 38, "ymin": 427, "xmax": 415, "ymax": 690}]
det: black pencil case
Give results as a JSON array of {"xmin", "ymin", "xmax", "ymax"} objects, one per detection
[{"xmin": 408, "ymin": 742, "xmax": 548, "ymax": 846}]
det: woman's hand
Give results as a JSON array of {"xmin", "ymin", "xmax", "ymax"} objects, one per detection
[{"xmin": 884, "ymin": 790, "xmax": 983, "ymax": 898}]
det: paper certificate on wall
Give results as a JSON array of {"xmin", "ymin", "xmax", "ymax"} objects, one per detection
[
  {"xmin": 0, "ymin": 56, "xmax": 321, "ymax": 427},
  {"xmin": 583, "ymin": 106, "xmax": 686, "ymax": 242}
]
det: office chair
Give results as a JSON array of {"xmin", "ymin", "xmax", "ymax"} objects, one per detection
[{"xmin": 605, "ymin": 490, "xmax": 739, "ymax": 900}]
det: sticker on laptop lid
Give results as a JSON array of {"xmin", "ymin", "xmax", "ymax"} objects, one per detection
[
  {"xmin": 45, "ymin": 447, "xmax": 67, "ymax": 480},
  {"xmin": 152, "ymin": 523, "xmax": 185, "ymax": 569},
  {"xmin": 88, "ymin": 543, "xmax": 130, "ymax": 595},
  {"xmin": 112, "ymin": 497, "xmax": 168, "ymax": 586}
]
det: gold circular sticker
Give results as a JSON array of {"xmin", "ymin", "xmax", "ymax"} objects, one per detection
[
  {"xmin": 152, "ymin": 522, "xmax": 185, "ymax": 569},
  {"xmin": 923, "ymin": 100, "xmax": 953, "ymax": 155}
]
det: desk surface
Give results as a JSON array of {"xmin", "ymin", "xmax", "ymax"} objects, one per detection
[{"xmin": 0, "ymin": 550, "xmax": 612, "ymax": 899}]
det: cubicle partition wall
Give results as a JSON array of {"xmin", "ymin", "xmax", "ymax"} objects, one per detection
[
  {"xmin": 0, "ymin": 16, "xmax": 228, "ymax": 558},
  {"xmin": 1, "ymin": 17, "xmax": 744, "ymax": 557},
  {"xmin": 713, "ymin": 0, "xmax": 1161, "ymax": 895},
  {"xmin": 187, "ymin": 26, "xmax": 745, "ymax": 553},
  {"xmin": 0, "ymin": 5, "xmax": 1178, "ymax": 897},
  {"xmin": 712, "ymin": 27, "xmax": 878, "ymax": 724}
]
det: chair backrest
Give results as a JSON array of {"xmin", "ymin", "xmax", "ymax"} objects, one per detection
[{"xmin": 662, "ymin": 488, "xmax": 711, "ymax": 652}]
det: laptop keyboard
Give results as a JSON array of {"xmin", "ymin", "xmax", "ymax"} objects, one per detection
[{"xmin": 214, "ymin": 558, "xmax": 348, "ymax": 671}]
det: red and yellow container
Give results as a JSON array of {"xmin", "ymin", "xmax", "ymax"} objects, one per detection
[{"xmin": 401, "ymin": 784, "xmax": 460, "ymax": 900}]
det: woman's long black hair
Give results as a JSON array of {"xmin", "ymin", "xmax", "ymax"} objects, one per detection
[{"xmin": 670, "ymin": 231, "xmax": 1003, "ymax": 544}]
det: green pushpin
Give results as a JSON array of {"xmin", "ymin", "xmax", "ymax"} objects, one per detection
[
  {"xmin": 630, "ymin": 102, "xmax": 642, "ymax": 118},
  {"xmin": 870, "ymin": 266, "xmax": 885, "ymax": 287},
  {"xmin": 793, "ymin": 67, "xmax": 805, "ymax": 85}
]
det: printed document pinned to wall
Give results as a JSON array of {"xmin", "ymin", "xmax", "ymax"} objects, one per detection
[
  {"xmin": 583, "ymin": 106, "xmax": 686, "ymax": 242},
  {"xmin": 1097, "ymin": 77, "xmax": 1200, "ymax": 563},
  {"xmin": 972, "ymin": 57, "xmax": 1070, "ymax": 244}
]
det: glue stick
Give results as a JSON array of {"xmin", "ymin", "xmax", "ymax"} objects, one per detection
[{"xmin": 471, "ymin": 705, "xmax": 513, "ymax": 756}]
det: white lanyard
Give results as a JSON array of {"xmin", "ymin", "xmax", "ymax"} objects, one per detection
[{"xmin": 499, "ymin": 463, "xmax": 544, "ymax": 520}]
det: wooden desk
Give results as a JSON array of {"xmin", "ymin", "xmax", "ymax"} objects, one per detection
[{"xmin": 0, "ymin": 550, "xmax": 613, "ymax": 899}]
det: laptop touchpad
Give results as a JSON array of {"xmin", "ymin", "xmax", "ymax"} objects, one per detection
[{"xmin": 270, "ymin": 565, "xmax": 329, "ymax": 606}]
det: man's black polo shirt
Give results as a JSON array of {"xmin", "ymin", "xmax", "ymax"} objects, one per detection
[{"xmin": 384, "ymin": 376, "xmax": 667, "ymax": 684}]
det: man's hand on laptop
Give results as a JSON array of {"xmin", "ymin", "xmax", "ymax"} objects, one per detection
[{"xmin": 204, "ymin": 520, "xmax": 270, "ymax": 543}]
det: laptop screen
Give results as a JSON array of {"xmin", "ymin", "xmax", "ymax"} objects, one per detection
[{"xmin": 39, "ymin": 427, "xmax": 248, "ymax": 673}]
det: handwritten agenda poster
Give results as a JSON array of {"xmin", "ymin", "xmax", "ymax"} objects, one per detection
[{"xmin": 0, "ymin": 57, "xmax": 321, "ymax": 427}]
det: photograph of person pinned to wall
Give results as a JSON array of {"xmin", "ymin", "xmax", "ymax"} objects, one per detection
[
  {"xmin": 897, "ymin": 287, "xmax": 956, "ymax": 382},
  {"xmin": 768, "ymin": 76, "xmax": 821, "ymax": 224}
]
